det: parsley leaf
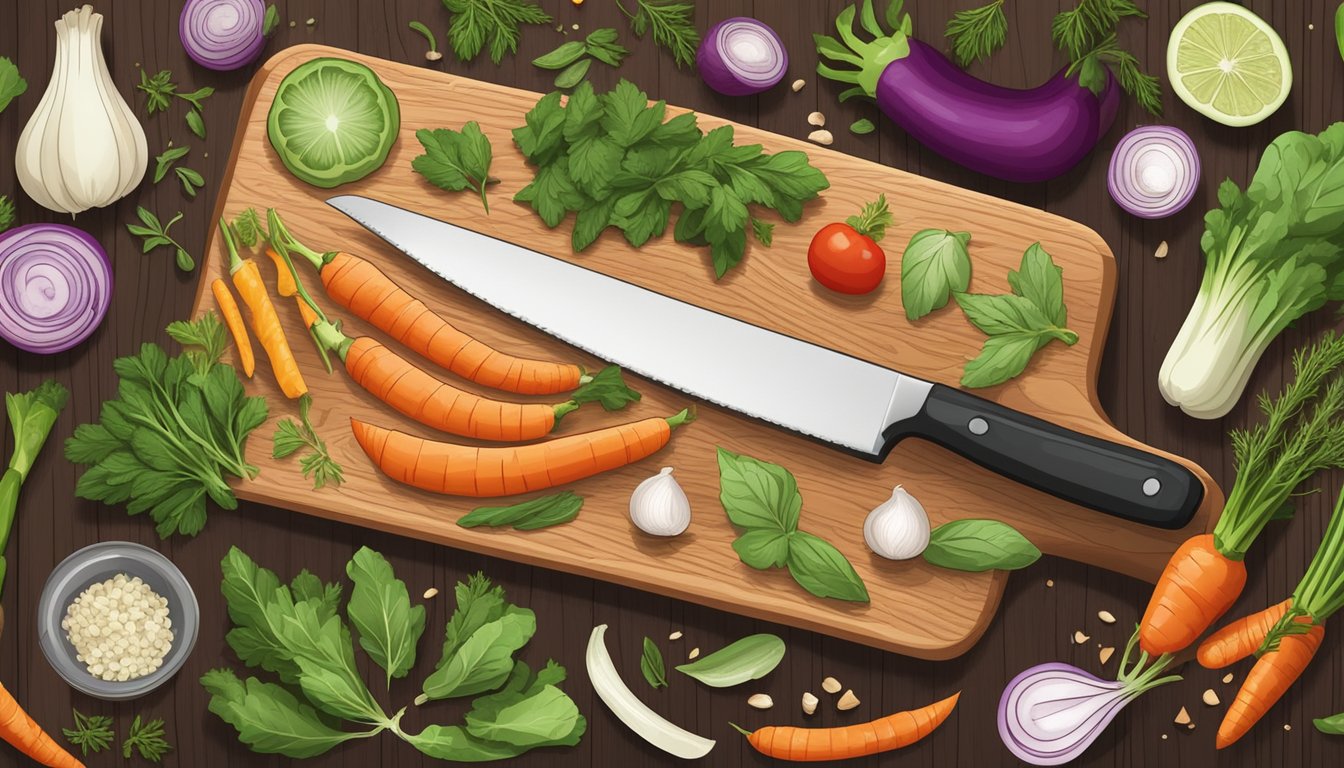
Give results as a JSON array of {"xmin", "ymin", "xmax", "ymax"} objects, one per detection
[
  {"xmin": 901, "ymin": 229, "xmax": 973, "ymax": 321},
  {"xmin": 153, "ymin": 144, "xmax": 191, "ymax": 184},
  {"xmin": 412, "ymin": 123, "xmax": 495, "ymax": 212},
  {"xmin": 419, "ymin": 573, "xmax": 538, "ymax": 703},
  {"xmin": 443, "ymin": 0, "xmax": 552, "ymax": 64},
  {"xmin": 0, "ymin": 57, "xmax": 26, "ymax": 114},
  {"xmin": 137, "ymin": 69, "xmax": 214, "ymax": 133},
  {"xmin": 271, "ymin": 395, "xmax": 343, "ymax": 490},
  {"xmin": 62, "ymin": 709, "xmax": 114, "ymax": 756}
]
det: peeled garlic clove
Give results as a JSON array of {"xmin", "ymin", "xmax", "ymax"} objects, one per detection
[
  {"xmin": 821, "ymin": 676, "xmax": 842, "ymax": 694},
  {"xmin": 748, "ymin": 694, "xmax": 773, "ymax": 710},
  {"xmin": 837, "ymin": 689, "xmax": 860, "ymax": 711},
  {"xmin": 801, "ymin": 692, "xmax": 818, "ymax": 715},
  {"xmin": 864, "ymin": 485, "xmax": 930, "ymax": 560},
  {"xmin": 629, "ymin": 467, "xmax": 691, "ymax": 536},
  {"xmin": 807, "ymin": 129, "xmax": 833, "ymax": 146},
  {"xmin": 807, "ymin": 111, "xmax": 826, "ymax": 127}
]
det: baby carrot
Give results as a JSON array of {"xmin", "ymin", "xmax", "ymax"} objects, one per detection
[
  {"xmin": 220, "ymin": 220, "xmax": 306, "ymax": 399},
  {"xmin": 211, "ymin": 278, "xmax": 255, "ymax": 378},
  {"xmin": 350, "ymin": 409, "xmax": 693, "ymax": 497},
  {"xmin": 735, "ymin": 692, "xmax": 959, "ymax": 761},
  {"xmin": 1139, "ymin": 534, "xmax": 1247, "ymax": 656},
  {"xmin": 1217, "ymin": 626, "xmax": 1324, "ymax": 749},
  {"xmin": 266, "ymin": 247, "xmax": 297, "ymax": 297},
  {"xmin": 0, "ymin": 681, "xmax": 84, "ymax": 767},
  {"xmin": 1197, "ymin": 598, "xmax": 1294, "ymax": 669}
]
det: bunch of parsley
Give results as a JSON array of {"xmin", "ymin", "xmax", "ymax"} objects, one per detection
[{"xmin": 513, "ymin": 79, "xmax": 830, "ymax": 279}]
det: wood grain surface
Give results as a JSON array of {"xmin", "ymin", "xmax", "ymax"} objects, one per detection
[{"xmin": 0, "ymin": 1, "xmax": 1341, "ymax": 767}]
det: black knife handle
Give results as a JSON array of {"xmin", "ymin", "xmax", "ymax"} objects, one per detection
[{"xmin": 882, "ymin": 385, "xmax": 1202, "ymax": 529}]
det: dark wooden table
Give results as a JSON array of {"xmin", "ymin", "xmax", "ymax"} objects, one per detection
[{"xmin": 1, "ymin": 1, "xmax": 1342, "ymax": 765}]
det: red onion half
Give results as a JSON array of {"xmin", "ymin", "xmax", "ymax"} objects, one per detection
[
  {"xmin": 0, "ymin": 224, "xmax": 112, "ymax": 355},
  {"xmin": 697, "ymin": 18, "xmax": 788, "ymax": 96},
  {"xmin": 180, "ymin": 0, "xmax": 267, "ymax": 72},
  {"xmin": 1107, "ymin": 125, "xmax": 1201, "ymax": 219}
]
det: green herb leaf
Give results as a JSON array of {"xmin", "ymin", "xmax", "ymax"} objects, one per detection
[
  {"xmin": 960, "ymin": 334, "xmax": 1047, "ymax": 389},
  {"xmin": 716, "ymin": 447, "xmax": 801, "ymax": 534},
  {"xmin": 751, "ymin": 218, "xmax": 775, "ymax": 247},
  {"xmin": 1315, "ymin": 710, "xmax": 1344, "ymax": 735},
  {"xmin": 202, "ymin": 669, "xmax": 374, "ymax": 759},
  {"xmin": 62, "ymin": 709, "xmax": 114, "ymax": 756},
  {"xmin": 674, "ymin": 634, "xmax": 785, "ymax": 687},
  {"xmin": 458, "ymin": 491, "xmax": 583, "ymax": 531},
  {"xmin": 440, "ymin": 572, "xmax": 508, "ymax": 662},
  {"xmin": 122, "ymin": 715, "xmax": 172, "ymax": 762},
  {"xmin": 1009, "ymin": 242, "xmax": 1067, "ymax": 326},
  {"xmin": 153, "ymin": 144, "xmax": 191, "ymax": 184},
  {"xmin": 568, "ymin": 365, "xmax": 641, "ymax": 411},
  {"xmin": 263, "ymin": 4, "xmax": 280, "ymax": 36},
  {"xmin": 844, "ymin": 194, "xmax": 892, "ymax": 241},
  {"xmin": 731, "ymin": 529, "xmax": 791, "ymax": 570},
  {"xmin": 785, "ymin": 531, "xmax": 870, "ymax": 602},
  {"xmin": 0, "ymin": 195, "xmax": 14, "ymax": 234},
  {"xmin": 412, "ymin": 123, "xmax": 494, "ymax": 212},
  {"xmin": 640, "ymin": 637, "xmax": 667, "ymax": 689},
  {"xmin": 346, "ymin": 547, "xmax": 426, "ymax": 686},
  {"xmin": 945, "ymin": 0, "xmax": 1007, "ymax": 66},
  {"xmin": 849, "ymin": 118, "xmax": 876, "ymax": 135},
  {"xmin": 137, "ymin": 69, "xmax": 176, "ymax": 114},
  {"xmin": 533, "ymin": 40, "xmax": 586, "ymax": 70},
  {"xmin": 1337, "ymin": 3, "xmax": 1344, "ymax": 64},
  {"xmin": 554, "ymin": 58, "xmax": 591, "ymax": 90},
  {"xmin": 444, "ymin": 0, "xmax": 553, "ymax": 64},
  {"xmin": 1052, "ymin": 1, "xmax": 1158, "ymax": 115},
  {"xmin": 585, "ymin": 28, "xmax": 630, "ymax": 68},
  {"xmin": 618, "ymin": 0, "xmax": 699, "ymax": 68},
  {"xmin": 0, "ymin": 57, "xmax": 26, "ymax": 113},
  {"xmin": 420, "ymin": 609, "xmax": 537, "ymax": 700},
  {"xmin": 166, "ymin": 310, "xmax": 229, "ymax": 372},
  {"xmin": 186, "ymin": 108, "xmax": 207, "ymax": 138},
  {"xmin": 175, "ymin": 166, "xmax": 205, "ymax": 197},
  {"xmin": 901, "ymin": 229, "xmax": 972, "ymax": 320},
  {"xmin": 465, "ymin": 680, "xmax": 582, "ymax": 746},
  {"xmin": 923, "ymin": 519, "xmax": 1041, "ymax": 571},
  {"xmin": 126, "ymin": 208, "xmax": 195, "ymax": 273},
  {"xmin": 272, "ymin": 396, "xmax": 343, "ymax": 490}
]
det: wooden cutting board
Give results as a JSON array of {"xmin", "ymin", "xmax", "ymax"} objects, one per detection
[{"xmin": 194, "ymin": 45, "xmax": 1222, "ymax": 660}]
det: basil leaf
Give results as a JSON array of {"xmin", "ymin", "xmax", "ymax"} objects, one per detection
[
  {"xmin": 201, "ymin": 669, "xmax": 372, "ymax": 759},
  {"xmin": 901, "ymin": 229, "xmax": 972, "ymax": 320},
  {"xmin": 346, "ymin": 547, "xmax": 426, "ymax": 686},
  {"xmin": 458, "ymin": 491, "xmax": 583, "ymax": 531},
  {"xmin": 785, "ymin": 531, "xmax": 870, "ymax": 602},
  {"xmin": 716, "ymin": 447, "xmax": 801, "ymax": 533},
  {"xmin": 849, "ymin": 118, "xmax": 876, "ymax": 135},
  {"xmin": 554, "ymin": 58, "xmax": 591, "ymax": 90},
  {"xmin": 640, "ymin": 637, "xmax": 667, "ymax": 689},
  {"xmin": 732, "ymin": 529, "xmax": 791, "ymax": 570},
  {"xmin": 922, "ymin": 519, "xmax": 1041, "ymax": 572},
  {"xmin": 186, "ymin": 108, "xmax": 206, "ymax": 139},
  {"xmin": 420, "ymin": 609, "xmax": 537, "ymax": 701},
  {"xmin": 532, "ymin": 40, "xmax": 587, "ymax": 69},
  {"xmin": 0, "ymin": 57, "xmax": 26, "ymax": 114},
  {"xmin": 467, "ymin": 684, "xmax": 581, "ymax": 745},
  {"xmin": 959, "ymin": 333, "xmax": 1045, "ymax": 389},
  {"xmin": 1009, "ymin": 243, "xmax": 1067, "ymax": 327},
  {"xmin": 1314, "ymin": 710, "xmax": 1344, "ymax": 734},
  {"xmin": 675, "ymin": 634, "xmax": 785, "ymax": 687}
]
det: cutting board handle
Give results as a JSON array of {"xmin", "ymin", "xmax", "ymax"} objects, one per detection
[{"xmin": 883, "ymin": 384, "xmax": 1203, "ymax": 529}]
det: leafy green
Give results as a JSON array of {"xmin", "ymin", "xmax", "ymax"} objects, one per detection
[
  {"xmin": 901, "ymin": 229, "xmax": 972, "ymax": 320},
  {"xmin": 568, "ymin": 365, "xmax": 642, "ymax": 410},
  {"xmin": 64, "ymin": 321, "xmax": 267, "ymax": 537},
  {"xmin": 347, "ymin": 547, "xmax": 425, "ymax": 686},
  {"xmin": 137, "ymin": 68, "xmax": 213, "ymax": 135},
  {"xmin": 0, "ymin": 379, "xmax": 69, "ymax": 594},
  {"xmin": 640, "ymin": 637, "xmax": 667, "ymax": 689},
  {"xmin": 674, "ymin": 633, "xmax": 785, "ymax": 687},
  {"xmin": 752, "ymin": 218, "xmax": 775, "ymax": 246},
  {"xmin": 845, "ymin": 194, "xmax": 892, "ymax": 241},
  {"xmin": 955, "ymin": 243, "xmax": 1078, "ymax": 388},
  {"xmin": 1337, "ymin": 3, "xmax": 1343, "ymax": 64},
  {"xmin": 153, "ymin": 144, "xmax": 191, "ymax": 184},
  {"xmin": 514, "ymin": 80, "xmax": 828, "ymax": 278},
  {"xmin": 0, "ymin": 57, "xmax": 25, "ymax": 113},
  {"xmin": 1052, "ymin": 0, "xmax": 1160, "ymax": 115},
  {"xmin": 717, "ymin": 448, "xmax": 869, "ymax": 603},
  {"xmin": 126, "ymin": 206, "xmax": 194, "ymax": 272},
  {"xmin": 419, "ymin": 573, "xmax": 537, "ymax": 703},
  {"xmin": 0, "ymin": 195, "xmax": 13, "ymax": 233},
  {"xmin": 849, "ymin": 118, "xmax": 876, "ymax": 135},
  {"xmin": 1162, "ymin": 124, "xmax": 1344, "ymax": 420},
  {"xmin": 263, "ymin": 4, "xmax": 281, "ymax": 36},
  {"xmin": 554, "ymin": 59, "xmax": 591, "ymax": 90},
  {"xmin": 533, "ymin": 41, "xmax": 586, "ymax": 70},
  {"xmin": 1316, "ymin": 708, "xmax": 1344, "ymax": 735},
  {"xmin": 922, "ymin": 519, "xmax": 1041, "ymax": 571},
  {"xmin": 175, "ymin": 167, "xmax": 205, "ymax": 198},
  {"xmin": 944, "ymin": 0, "xmax": 1006, "ymax": 66},
  {"xmin": 202, "ymin": 669, "xmax": 376, "ymax": 759},
  {"xmin": 534, "ymin": 29, "xmax": 628, "ymax": 89},
  {"xmin": 411, "ymin": 123, "xmax": 494, "ymax": 212},
  {"xmin": 272, "ymin": 395, "xmax": 344, "ymax": 490},
  {"xmin": 122, "ymin": 715, "xmax": 172, "ymax": 762},
  {"xmin": 442, "ymin": 0, "xmax": 552, "ymax": 64},
  {"xmin": 458, "ymin": 492, "xmax": 583, "ymax": 531},
  {"xmin": 62, "ymin": 709, "xmax": 114, "ymax": 756},
  {"xmin": 615, "ymin": 0, "xmax": 698, "ymax": 68}
]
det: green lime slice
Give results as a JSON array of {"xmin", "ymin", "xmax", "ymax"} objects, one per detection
[
  {"xmin": 1166, "ymin": 2, "xmax": 1291, "ymax": 128},
  {"xmin": 268, "ymin": 58, "xmax": 401, "ymax": 188}
]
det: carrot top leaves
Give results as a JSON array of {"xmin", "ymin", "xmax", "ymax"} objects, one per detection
[
  {"xmin": 1259, "ymin": 487, "xmax": 1344, "ymax": 656},
  {"xmin": 567, "ymin": 365, "xmax": 641, "ymax": 411}
]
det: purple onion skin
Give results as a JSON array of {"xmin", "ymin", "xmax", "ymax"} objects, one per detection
[
  {"xmin": 876, "ymin": 39, "xmax": 1119, "ymax": 183},
  {"xmin": 180, "ymin": 0, "xmax": 267, "ymax": 72},
  {"xmin": 0, "ymin": 223, "xmax": 112, "ymax": 355},
  {"xmin": 697, "ymin": 18, "xmax": 788, "ymax": 97}
]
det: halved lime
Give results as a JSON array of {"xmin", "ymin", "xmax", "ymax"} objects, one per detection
[
  {"xmin": 1167, "ymin": 2, "xmax": 1291, "ymax": 128},
  {"xmin": 267, "ymin": 58, "xmax": 401, "ymax": 188}
]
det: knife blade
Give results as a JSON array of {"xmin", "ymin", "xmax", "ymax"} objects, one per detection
[{"xmin": 328, "ymin": 195, "xmax": 1202, "ymax": 529}]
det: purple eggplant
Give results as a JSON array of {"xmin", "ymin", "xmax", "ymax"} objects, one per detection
[{"xmin": 817, "ymin": 3, "xmax": 1120, "ymax": 183}]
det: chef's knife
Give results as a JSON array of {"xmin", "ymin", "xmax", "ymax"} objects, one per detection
[{"xmin": 329, "ymin": 196, "xmax": 1202, "ymax": 529}]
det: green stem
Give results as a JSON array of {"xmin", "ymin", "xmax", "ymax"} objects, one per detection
[
  {"xmin": 666, "ymin": 407, "xmax": 696, "ymax": 429},
  {"xmin": 0, "ymin": 469, "xmax": 22, "ymax": 576},
  {"xmin": 312, "ymin": 320, "xmax": 355, "ymax": 362},
  {"xmin": 268, "ymin": 209, "xmax": 334, "ymax": 272},
  {"xmin": 553, "ymin": 401, "xmax": 579, "ymax": 424},
  {"xmin": 219, "ymin": 219, "xmax": 244, "ymax": 274}
]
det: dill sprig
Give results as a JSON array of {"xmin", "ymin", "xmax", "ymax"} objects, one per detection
[
  {"xmin": 1052, "ymin": 0, "xmax": 1160, "ymax": 115},
  {"xmin": 945, "ymin": 0, "xmax": 1007, "ymax": 66},
  {"xmin": 123, "ymin": 715, "xmax": 172, "ymax": 762},
  {"xmin": 616, "ymin": 0, "xmax": 699, "ymax": 68},
  {"xmin": 62, "ymin": 709, "xmax": 114, "ymax": 757}
]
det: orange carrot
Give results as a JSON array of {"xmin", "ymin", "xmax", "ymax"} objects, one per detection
[
  {"xmin": 1139, "ymin": 534, "xmax": 1246, "ymax": 656},
  {"xmin": 211, "ymin": 278, "xmax": 255, "ymax": 378},
  {"xmin": 265, "ymin": 247, "xmax": 297, "ymax": 297},
  {"xmin": 1217, "ymin": 626, "xmax": 1324, "ymax": 749},
  {"xmin": 220, "ymin": 221, "xmax": 306, "ymax": 399},
  {"xmin": 295, "ymin": 296, "xmax": 319, "ymax": 330},
  {"xmin": 0, "ymin": 681, "xmax": 84, "ymax": 767},
  {"xmin": 350, "ymin": 409, "xmax": 693, "ymax": 497},
  {"xmin": 1197, "ymin": 598, "xmax": 1295, "ymax": 669},
  {"xmin": 268, "ymin": 211, "xmax": 584, "ymax": 395},
  {"xmin": 736, "ymin": 693, "xmax": 959, "ymax": 761}
]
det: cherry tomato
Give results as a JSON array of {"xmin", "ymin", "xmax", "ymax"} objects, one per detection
[{"xmin": 808, "ymin": 222, "xmax": 886, "ymax": 294}]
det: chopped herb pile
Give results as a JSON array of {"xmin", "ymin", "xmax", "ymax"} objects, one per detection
[{"xmin": 137, "ymin": 68, "xmax": 213, "ymax": 138}]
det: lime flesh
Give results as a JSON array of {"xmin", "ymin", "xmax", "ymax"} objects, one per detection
[
  {"xmin": 268, "ymin": 58, "xmax": 401, "ymax": 188},
  {"xmin": 1167, "ymin": 2, "xmax": 1291, "ymax": 128}
]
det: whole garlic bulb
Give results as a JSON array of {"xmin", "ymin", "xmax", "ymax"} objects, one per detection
[
  {"xmin": 629, "ymin": 467, "xmax": 691, "ymax": 536},
  {"xmin": 863, "ymin": 485, "xmax": 929, "ymax": 560},
  {"xmin": 16, "ymin": 5, "xmax": 148, "ymax": 214}
]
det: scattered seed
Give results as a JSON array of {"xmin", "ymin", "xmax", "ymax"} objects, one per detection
[
  {"xmin": 1174, "ymin": 706, "xmax": 1191, "ymax": 726},
  {"xmin": 289, "ymin": 20, "xmax": 296, "ymax": 27},
  {"xmin": 1284, "ymin": 724, "xmax": 1292, "ymax": 731},
  {"xmin": 688, "ymin": 647, "xmax": 700, "ymax": 660},
  {"xmin": 748, "ymin": 694, "xmax": 773, "ymax": 710},
  {"xmin": 572, "ymin": 23, "xmax": 580, "ymax": 31},
  {"xmin": 821, "ymin": 676, "xmax": 842, "ymax": 694},
  {"xmin": 1155, "ymin": 240, "xmax": 1169, "ymax": 260},
  {"xmin": 1097, "ymin": 610, "xmax": 1117, "ymax": 624},
  {"xmin": 305, "ymin": 17, "xmax": 316, "ymax": 26},
  {"xmin": 807, "ymin": 111, "xmax": 826, "ymax": 127},
  {"xmin": 801, "ymin": 692, "xmax": 818, "ymax": 715},
  {"xmin": 837, "ymin": 689, "xmax": 860, "ymax": 711},
  {"xmin": 422, "ymin": 587, "xmax": 439, "ymax": 600},
  {"xmin": 1222, "ymin": 673, "xmax": 1234, "ymax": 684},
  {"xmin": 1308, "ymin": 23, "xmax": 1314, "ymax": 30},
  {"xmin": 1202, "ymin": 689, "xmax": 1220, "ymax": 706},
  {"xmin": 791, "ymin": 79, "xmax": 806, "ymax": 92},
  {"xmin": 1099, "ymin": 646, "xmax": 1115, "ymax": 665},
  {"xmin": 556, "ymin": 24, "xmax": 564, "ymax": 32},
  {"xmin": 807, "ymin": 129, "xmax": 833, "ymax": 146},
  {"xmin": 1046, "ymin": 579, "xmax": 1054, "ymax": 587},
  {"xmin": 668, "ymin": 631, "xmax": 683, "ymax": 641},
  {"xmin": 426, "ymin": 50, "xmax": 444, "ymax": 62},
  {"xmin": 1161, "ymin": 734, "xmax": 1168, "ymax": 740},
  {"xmin": 1187, "ymin": 723, "xmax": 1196, "ymax": 730},
  {"xmin": 1074, "ymin": 630, "xmax": 1090, "ymax": 644}
]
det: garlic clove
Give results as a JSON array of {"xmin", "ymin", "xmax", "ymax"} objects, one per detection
[
  {"xmin": 821, "ymin": 676, "xmax": 842, "ymax": 694},
  {"xmin": 864, "ymin": 485, "xmax": 931, "ymax": 560},
  {"xmin": 801, "ymin": 692, "xmax": 818, "ymax": 715},
  {"xmin": 837, "ymin": 689, "xmax": 860, "ymax": 711},
  {"xmin": 629, "ymin": 467, "xmax": 691, "ymax": 537},
  {"xmin": 747, "ymin": 694, "xmax": 773, "ymax": 710}
]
